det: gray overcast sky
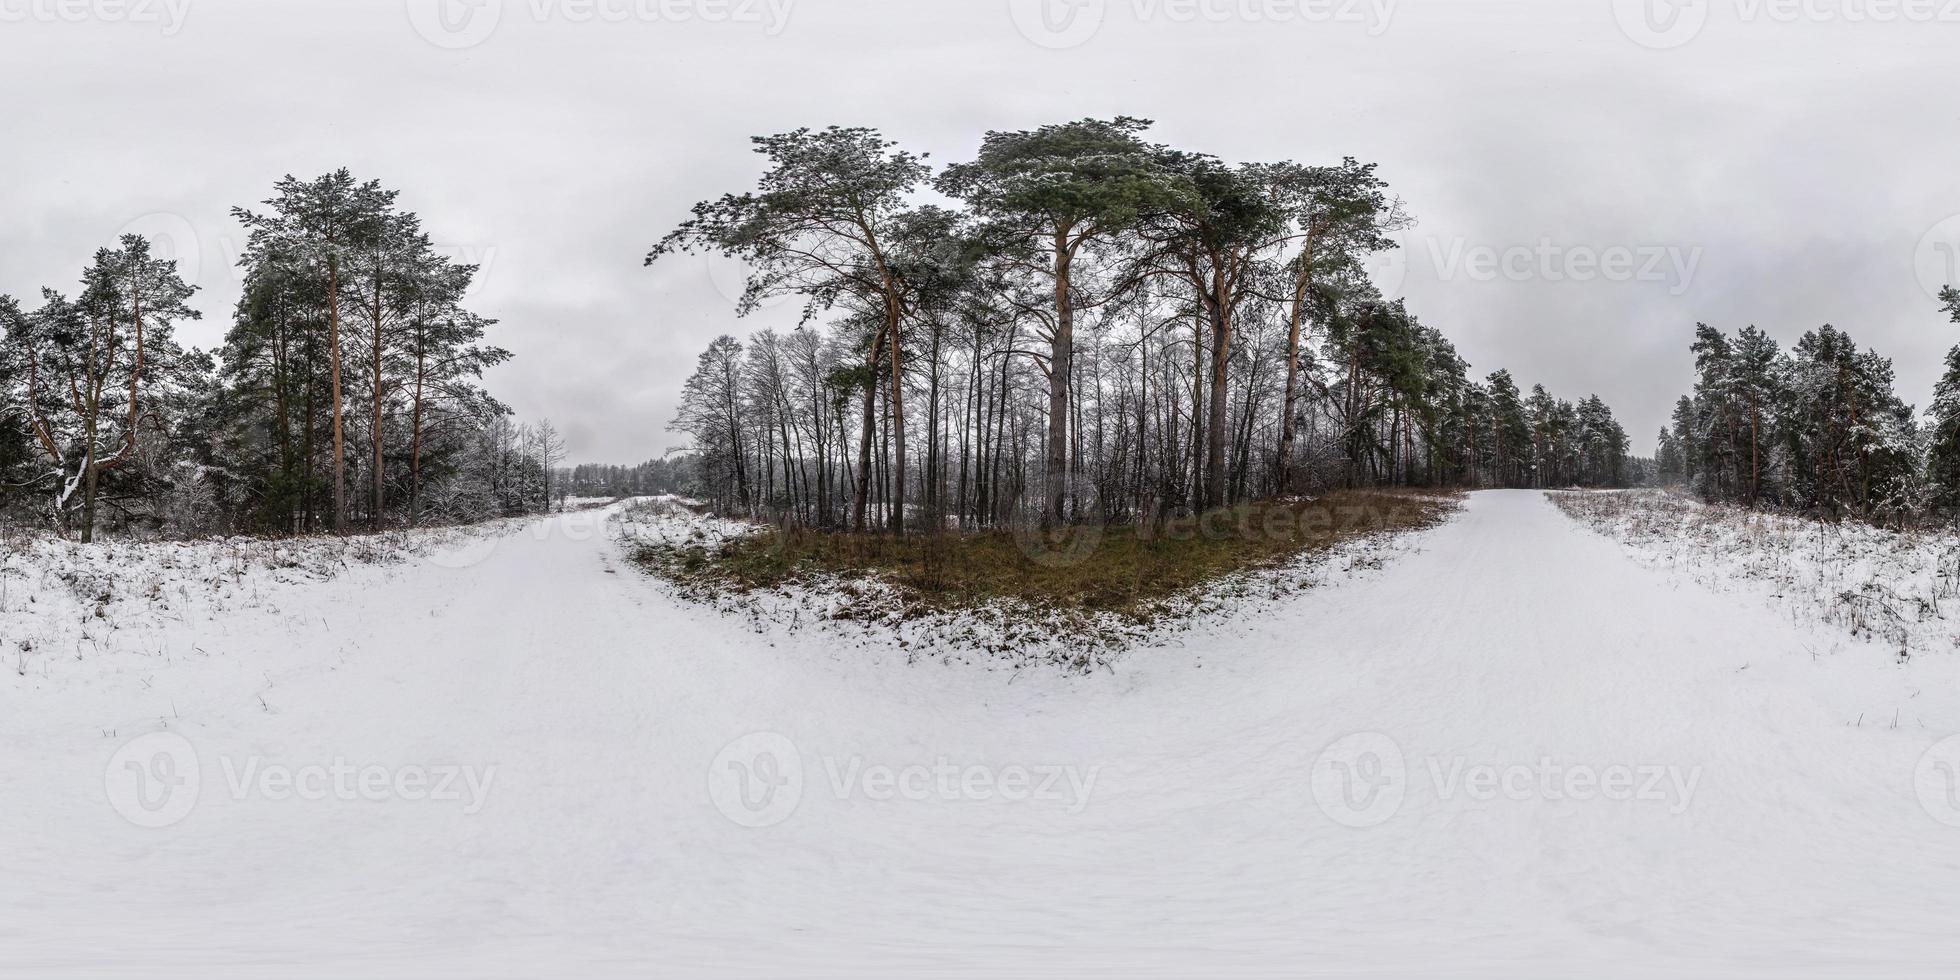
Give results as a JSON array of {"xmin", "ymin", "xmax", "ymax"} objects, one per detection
[{"xmin": 4, "ymin": 0, "xmax": 1958, "ymax": 460}]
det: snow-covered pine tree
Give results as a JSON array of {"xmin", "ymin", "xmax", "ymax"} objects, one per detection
[
  {"xmin": 1928, "ymin": 288, "xmax": 1960, "ymax": 516},
  {"xmin": 0, "ymin": 239, "xmax": 201, "ymax": 541}
]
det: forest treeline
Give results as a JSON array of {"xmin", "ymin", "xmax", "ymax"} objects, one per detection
[
  {"xmin": 1656, "ymin": 289, "xmax": 1960, "ymax": 523},
  {"xmin": 0, "ymin": 170, "xmax": 577, "ymax": 541},
  {"xmin": 558, "ymin": 460, "xmax": 689, "ymax": 500},
  {"xmin": 653, "ymin": 119, "xmax": 1634, "ymax": 532}
]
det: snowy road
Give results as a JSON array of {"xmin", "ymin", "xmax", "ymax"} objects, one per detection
[{"xmin": 8, "ymin": 490, "xmax": 1960, "ymax": 977}]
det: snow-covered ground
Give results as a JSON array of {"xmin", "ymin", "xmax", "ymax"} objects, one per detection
[
  {"xmin": 7, "ymin": 491, "xmax": 1960, "ymax": 977},
  {"xmin": 562, "ymin": 495, "xmax": 626, "ymax": 510},
  {"xmin": 1553, "ymin": 489, "xmax": 1960, "ymax": 663}
]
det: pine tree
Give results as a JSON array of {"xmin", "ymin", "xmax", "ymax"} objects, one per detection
[
  {"xmin": 0, "ymin": 298, "xmax": 34, "ymax": 504},
  {"xmin": 1688, "ymin": 323, "xmax": 1740, "ymax": 501},
  {"xmin": 1575, "ymin": 395, "xmax": 1629, "ymax": 487},
  {"xmin": 233, "ymin": 169, "xmax": 379, "ymax": 534},
  {"xmin": 1656, "ymin": 427, "xmax": 1684, "ymax": 484},
  {"xmin": 1730, "ymin": 325, "xmax": 1785, "ymax": 505},
  {"xmin": 1784, "ymin": 324, "xmax": 1917, "ymax": 517},
  {"xmin": 1249, "ymin": 157, "xmax": 1405, "ymax": 491},
  {"xmin": 1, "ymin": 238, "xmax": 203, "ymax": 541},
  {"xmin": 225, "ymin": 173, "xmax": 507, "ymax": 533},
  {"xmin": 1669, "ymin": 395, "xmax": 1698, "ymax": 488},
  {"xmin": 652, "ymin": 127, "xmax": 929, "ymax": 534},
  {"xmin": 937, "ymin": 118, "xmax": 1188, "ymax": 522},
  {"xmin": 1525, "ymin": 384, "xmax": 1557, "ymax": 487},
  {"xmin": 1927, "ymin": 347, "xmax": 1960, "ymax": 515},
  {"xmin": 1485, "ymin": 369, "xmax": 1530, "ymax": 487},
  {"xmin": 1927, "ymin": 288, "xmax": 1960, "ymax": 515}
]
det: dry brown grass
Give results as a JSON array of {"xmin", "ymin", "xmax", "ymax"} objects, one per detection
[{"xmin": 635, "ymin": 489, "xmax": 1459, "ymax": 621}]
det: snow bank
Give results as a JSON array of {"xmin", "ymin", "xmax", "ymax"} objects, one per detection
[
  {"xmin": 0, "ymin": 514, "xmax": 558, "ymax": 718},
  {"xmin": 1550, "ymin": 489, "xmax": 1960, "ymax": 661}
]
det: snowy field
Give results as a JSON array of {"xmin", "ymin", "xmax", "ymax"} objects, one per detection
[
  {"xmin": 7, "ymin": 491, "xmax": 1960, "ymax": 976},
  {"xmin": 1553, "ymin": 489, "xmax": 1960, "ymax": 663}
]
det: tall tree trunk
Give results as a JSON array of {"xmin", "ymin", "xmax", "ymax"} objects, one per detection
[
  {"xmin": 302, "ymin": 343, "xmax": 317, "ymax": 533},
  {"xmin": 1277, "ymin": 255, "xmax": 1312, "ymax": 493},
  {"xmin": 80, "ymin": 414, "xmax": 98, "ymax": 544},
  {"xmin": 924, "ymin": 321, "xmax": 942, "ymax": 525},
  {"xmin": 273, "ymin": 305, "xmax": 297, "ymax": 532},
  {"xmin": 371, "ymin": 265, "xmax": 386, "ymax": 531},
  {"xmin": 328, "ymin": 253, "xmax": 347, "ymax": 534},
  {"xmin": 887, "ymin": 299, "xmax": 907, "ymax": 535},
  {"xmin": 80, "ymin": 312, "xmax": 108, "ymax": 543},
  {"xmin": 1749, "ymin": 402, "xmax": 1761, "ymax": 505},
  {"xmin": 850, "ymin": 323, "xmax": 888, "ymax": 532},
  {"xmin": 1205, "ymin": 280, "xmax": 1231, "ymax": 510},
  {"xmin": 1191, "ymin": 308, "xmax": 1205, "ymax": 506},
  {"xmin": 1045, "ymin": 231, "xmax": 1074, "ymax": 525},
  {"xmin": 408, "ymin": 335, "xmax": 427, "ymax": 525}
]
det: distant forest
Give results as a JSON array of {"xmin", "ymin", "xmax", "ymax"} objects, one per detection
[{"xmin": 655, "ymin": 119, "xmax": 1635, "ymax": 532}]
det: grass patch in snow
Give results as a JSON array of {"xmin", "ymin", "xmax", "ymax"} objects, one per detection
[{"xmin": 628, "ymin": 490, "xmax": 1457, "ymax": 628}]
